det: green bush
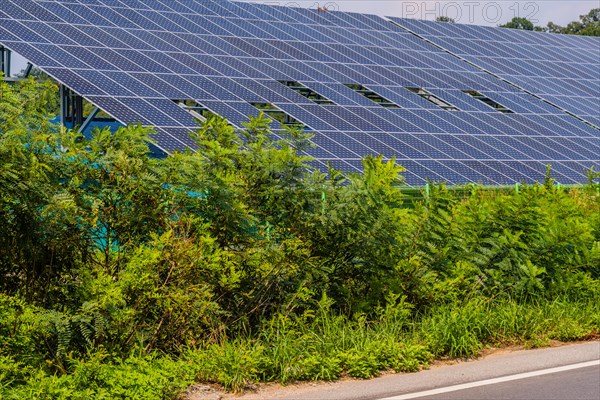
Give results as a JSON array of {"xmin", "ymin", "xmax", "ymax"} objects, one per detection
[{"xmin": 1, "ymin": 76, "xmax": 599, "ymax": 397}]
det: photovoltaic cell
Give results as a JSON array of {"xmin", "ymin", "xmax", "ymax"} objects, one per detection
[
  {"xmin": 389, "ymin": 17, "xmax": 600, "ymax": 129},
  {"xmin": 0, "ymin": 0, "xmax": 597, "ymax": 185}
]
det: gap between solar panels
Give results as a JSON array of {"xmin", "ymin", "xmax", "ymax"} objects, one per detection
[
  {"xmin": 173, "ymin": 99, "xmax": 215, "ymax": 121},
  {"xmin": 463, "ymin": 90, "xmax": 514, "ymax": 113},
  {"xmin": 345, "ymin": 84, "xmax": 399, "ymax": 108},
  {"xmin": 250, "ymin": 102, "xmax": 305, "ymax": 129},
  {"xmin": 385, "ymin": 17, "xmax": 599, "ymax": 130},
  {"xmin": 406, "ymin": 87, "xmax": 459, "ymax": 111},
  {"xmin": 279, "ymin": 80, "xmax": 335, "ymax": 105},
  {"xmin": 174, "ymin": 82, "xmax": 544, "ymax": 138}
]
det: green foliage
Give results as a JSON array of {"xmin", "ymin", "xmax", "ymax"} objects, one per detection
[
  {"xmin": 1, "ymin": 352, "xmax": 195, "ymax": 400},
  {"xmin": 547, "ymin": 8, "xmax": 600, "ymax": 36},
  {"xmin": 500, "ymin": 17, "xmax": 536, "ymax": 30},
  {"xmin": 295, "ymin": 156, "xmax": 407, "ymax": 313},
  {"xmin": 586, "ymin": 166, "xmax": 600, "ymax": 187},
  {"xmin": 421, "ymin": 295, "xmax": 599, "ymax": 358},
  {"xmin": 1, "ymin": 76, "xmax": 600, "ymax": 397},
  {"xmin": 500, "ymin": 9, "xmax": 600, "ymax": 36},
  {"xmin": 436, "ymin": 16, "xmax": 455, "ymax": 23},
  {"xmin": 191, "ymin": 341, "xmax": 264, "ymax": 392},
  {"xmin": 420, "ymin": 299, "xmax": 487, "ymax": 358}
]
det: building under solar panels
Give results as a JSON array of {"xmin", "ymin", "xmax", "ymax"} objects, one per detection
[{"xmin": 0, "ymin": 0, "xmax": 598, "ymax": 186}]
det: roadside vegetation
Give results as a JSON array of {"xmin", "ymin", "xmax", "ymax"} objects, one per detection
[{"xmin": 1, "ymin": 77, "xmax": 599, "ymax": 398}]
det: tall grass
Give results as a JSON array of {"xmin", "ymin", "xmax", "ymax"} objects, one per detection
[
  {"xmin": 3, "ymin": 295, "xmax": 597, "ymax": 397},
  {"xmin": 184, "ymin": 294, "xmax": 599, "ymax": 392},
  {"xmin": 419, "ymin": 296, "xmax": 599, "ymax": 358}
]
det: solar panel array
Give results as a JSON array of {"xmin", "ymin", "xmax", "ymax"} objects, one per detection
[
  {"xmin": 391, "ymin": 17, "xmax": 600, "ymax": 128},
  {"xmin": 0, "ymin": 0, "xmax": 598, "ymax": 185}
]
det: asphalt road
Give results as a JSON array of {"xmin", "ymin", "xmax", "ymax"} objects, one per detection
[
  {"xmin": 417, "ymin": 364, "xmax": 599, "ymax": 400},
  {"xmin": 227, "ymin": 341, "xmax": 600, "ymax": 400}
]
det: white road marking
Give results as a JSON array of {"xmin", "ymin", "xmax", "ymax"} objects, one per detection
[{"xmin": 379, "ymin": 360, "xmax": 600, "ymax": 400}]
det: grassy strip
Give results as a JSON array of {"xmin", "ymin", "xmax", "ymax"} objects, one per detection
[{"xmin": 2, "ymin": 296, "xmax": 598, "ymax": 399}]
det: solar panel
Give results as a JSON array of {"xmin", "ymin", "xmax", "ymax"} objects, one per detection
[
  {"xmin": 0, "ymin": 0, "xmax": 598, "ymax": 185},
  {"xmin": 390, "ymin": 17, "xmax": 600, "ymax": 129}
]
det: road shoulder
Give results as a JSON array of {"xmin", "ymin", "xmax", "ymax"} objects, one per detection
[{"xmin": 186, "ymin": 340, "xmax": 600, "ymax": 400}]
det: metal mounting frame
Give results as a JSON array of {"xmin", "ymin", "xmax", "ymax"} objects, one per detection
[
  {"xmin": 60, "ymin": 83, "xmax": 115, "ymax": 133},
  {"xmin": 60, "ymin": 85, "xmax": 84, "ymax": 127},
  {"xmin": 0, "ymin": 46, "xmax": 11, "ymax": 77}
]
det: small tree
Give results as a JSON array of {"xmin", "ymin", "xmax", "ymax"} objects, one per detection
[
  {"xmin": 586, "ymin": 166, "xmax": 600, "ymax": 187},
  {"xmin": 546, "ymin": 8, "xmax": 600, "ymax": 36},
  {"xmin": 436, "ymin": 16, "xmax": 455, "ymax": 23},
  {"xmin": 500, "ymin": 17, "xmax": 535, "ymax": 30}
]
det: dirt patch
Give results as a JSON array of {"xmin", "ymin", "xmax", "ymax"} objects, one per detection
[{"xmin": 182, "ymin": 384, "xmax": 223, "ymax": 400}]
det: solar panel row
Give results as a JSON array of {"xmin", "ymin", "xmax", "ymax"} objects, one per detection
[
  {"xmin": 0, "ymin": 0, "xmax": 598, "ymax": 185},
  {"xmin": 390, "ymin": 17, "xmax": 600, "ymax": 128}
]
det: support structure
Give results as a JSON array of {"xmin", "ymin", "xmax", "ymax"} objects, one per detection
[
  {"xmin": 59, "ymin": 84, "xmax": 65, "ymax": 126},
  {"xmin": 0, "ymin": 46, "xmax": 11, "ymax": 77},
  {"xmin": 79, "ymin": 107, "xmax": 99, "ymax": 134},
  {"xmin": 23, "ymin": 62, "xmax": 33, "ymax": 78},
  {"xmin": 60, "ymin": 85, "xmax": 85, "ymax": 128},
  {"xmin": 59, "ymin": 84, "xmax": 117, "ymax": 134}
]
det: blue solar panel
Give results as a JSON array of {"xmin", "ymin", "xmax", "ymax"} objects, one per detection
[
  {"xmin": 390, "ymin": 17, "xmax": 600, "ymax": 129},
  {"xmin": 1, "ymin": 0, "xmax": 597, "ymax": 184}
]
